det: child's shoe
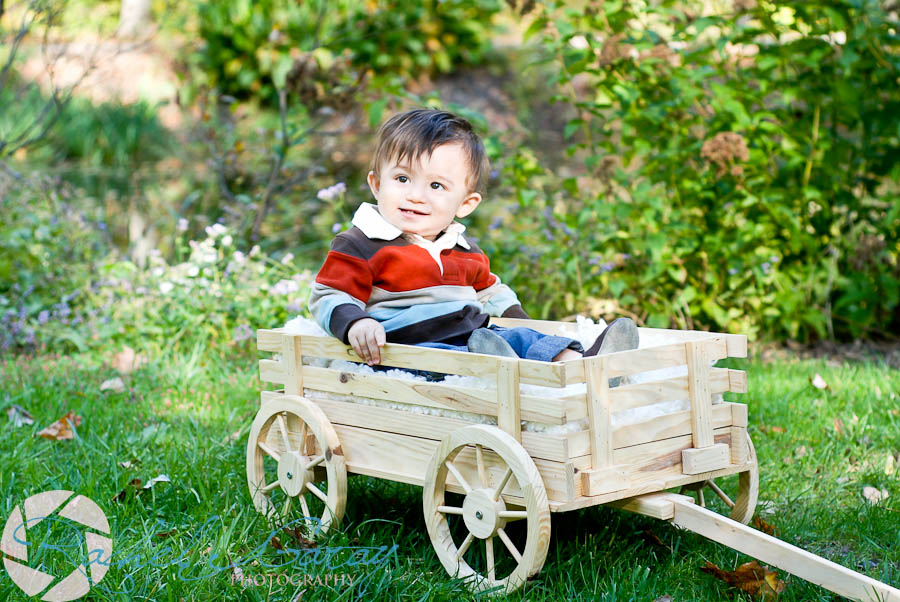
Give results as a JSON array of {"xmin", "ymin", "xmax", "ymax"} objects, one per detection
[
  {"xmin": 583, "ymin": 317, "xmax": 639, "ymax": 357},
  {"xmin": 467, "ymin": 328, "xmax": 519, "ymax": 358}
]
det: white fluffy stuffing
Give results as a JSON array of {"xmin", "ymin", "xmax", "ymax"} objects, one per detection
[{"xmin": 281, "ymin": 316, "xmax": 712, "ymax": 435}]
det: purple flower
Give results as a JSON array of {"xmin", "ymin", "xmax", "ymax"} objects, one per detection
[
  {"xmin": 728, "ymin": 268, "xmax": 738, "ymax": 275},
  {"xmin": 233, "ymin": 324, "xmax": 253, "ymax": 343},
  {"xmin": 489, "ymin": 216, "xmax": 503, "ymax": 231},
  {"xmin": 769, "ymin": 255, "xmax": 779, "ymax": 263},
  {"xmin": 331, "ymin": 223, "xmax": 343, "ymax": 234},
  {"xmin": 562, "ymin": 225, "xmax": 574, "ymax": 236},
  {"xmin": 271, "ymin": 279, "xmax": 299, "ymax": 296},
  {"xmin": 286, "ymin": 301, "xmax": 303, "ymax": 314},
  {"xmin": 598, "ymin": 261, "xmax": 616, "ymax": 273},
  {"xmin": 317, "ymin": 182, "xmax": 347, "ymax": 201},
  {"xmin": 489, "ymin": 169, "xmax": 499, "ymax": 180},
  {"xmin": 761, "ymin": 262, "xmax": 771, "ymax": 274},
  {"xmin": 98, "ymin": 222, "xmax": 107, "ymax": 231},
  {"xmin": 38, "ymin": 310, "xmax": 50, "ymax": 324}
]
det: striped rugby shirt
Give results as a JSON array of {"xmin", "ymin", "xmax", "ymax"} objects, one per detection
[{"xmin": 309, "ymin": 203, "xmax": 528, "ymax": 344}]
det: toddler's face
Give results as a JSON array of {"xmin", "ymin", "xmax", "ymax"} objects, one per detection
[{"xmin": 367, "ymin": 142, "xmax": 481, "ymax": 241}]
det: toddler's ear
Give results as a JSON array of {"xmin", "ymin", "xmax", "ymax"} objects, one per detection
[
  {"xmin": 456, "ymin": 191, "xmax": 482, "ymax": 219},
  {"xmin": 366, "ymin": 171, "xmax": 380, "ymax": 197}
]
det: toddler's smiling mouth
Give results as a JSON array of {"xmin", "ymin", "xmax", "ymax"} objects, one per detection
[{"xmin": 400, "ymin": 208, "xmax": 429, "ymax": 216}]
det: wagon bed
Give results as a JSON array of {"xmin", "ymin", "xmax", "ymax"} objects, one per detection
[{"xmin": 247, "ymin": 318, "xmax": 899, "ymax": 600}]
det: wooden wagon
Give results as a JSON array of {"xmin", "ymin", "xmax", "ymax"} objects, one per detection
[{"xmin": 249, "ymin": 318, "xmax": 900, "ymax": 600}]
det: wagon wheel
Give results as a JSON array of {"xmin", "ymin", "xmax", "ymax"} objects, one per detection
[
  {"xmin": 423, "ymin": 424, "xmax": 551, "ymax": 594},
  {"xmin": 680, "ymin": 434, "xmax": 758, "ymax": 524},
  {"xmin": 246, "ymin": 396, "xmax": 346, "ymax": 536}
]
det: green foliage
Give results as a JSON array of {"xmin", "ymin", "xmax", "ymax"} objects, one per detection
[
  {"xmin": 484, "ymin": 0, "xmax": 900, "ymax": 341},
  {"xmin": 188, "ymin": 0, "xmax": 503, "ymax": 102},
  {"xmin": 0, "ymin": 183, "xmax": 311, "ymax": 354}
]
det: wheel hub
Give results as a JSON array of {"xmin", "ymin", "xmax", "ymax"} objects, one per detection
[
  {"xmin": 277, "ymin": 451, "xmax": 314, "ymax": 497},
  {"xmin": 462, "ymin": 488, "xmax": 506, "ymax": 539}
]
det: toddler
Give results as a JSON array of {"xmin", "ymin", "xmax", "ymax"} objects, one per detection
[{"xmin": 309, "ymin": 108, "xmax": 637, "ymax": 365}]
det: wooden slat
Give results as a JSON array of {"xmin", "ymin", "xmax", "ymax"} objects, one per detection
[
  {"xmin": 282, "ymin": 336, "xmax": 302, "ymax": 395},
  {"xmin": 685, "ymin": 340, "xmax": 714, "ymax": 448},
  {"xmin": 298, "ymin": 335, "xmax": 566, "ymax": 387},
  {"xmin": 607, "ymin": 367, "xmax": 741, "ymax": 414},
  {"xmin": 552, "ymin": 428, "xmax": 746, "ymax": 511},
  {"xmin": 260, "ymin": 391, "xmax": 570, "ymax": 462},
  {"xmin": 330, "ymin": 424, "xmax": 581, "ymax": 503},
  {"xmin": 728, "ymin": 369, "xmax": 747, "ymax": 393},
  {"xmin": 497, "ymin": 358, "xmax": 521, "ymax": 441},
  {"xmin": 257, "ymin": 328, "xmax": 285, "ymax": 352},
  {"xmin": 585, "ymin": 356, "xmax": 613, "ymax": 469},
  {"xmin": 259, "ymin": 359, "xmax": 285, "ymax": 384},
  {"xmin": 612, "ymin": 403, "xmax": 735, "ymax": 450},
  {"xmin": 300, "ymin": 365, "xmax": 567, "ymax": 424}
]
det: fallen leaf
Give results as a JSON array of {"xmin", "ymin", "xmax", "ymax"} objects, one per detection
[
  {"xmin": 112, "ymin": 478, "xmax": 143, "ymax": 502},
  {"xmin": 155, "ymin": 529, "xmax": 177, "ymax": 538},
  {"xmin": 7, "ymin": 405, "xmax": 34, "ymax": 427},
  {"xmin": 810, "ymin": 373, "xmax": 828, "ymax": 390},
  {"xmin": 795, "ymin": 446, "xmax": 808, "ymax": 459},
  {"xmin": 143, "ymin": 474, "xmax": 171, "ymax": 489},
  {"xmin": 100, "ymin": 377, "xmax": 126, "ymax": 393},
  {"xmin": 282, "ymin": 525, "xmax": 317, "ymax": 549},
  {"xmin": 653, "ymin": 597, "xmax": 673, "ymax": 602},
  {"xmin": 886, "ymin": 455, "xmax": 895, "ymax": 476},
  {"xmin": 862, "ymin": 486, "xmax": 889, "ymax": 504},
  {"xmin": 269, "ymin": 536, "xmax": 284, "ymax": 551},
  {"xmin": 753, "ymin": 516, "xmax": 777, "ymax": 536},
  {"xmin": 770, "ymin": 426, "xmax": 786, "ymax": 434},
  {"xmin": 642, "ymin": 529, "xmax": 667, "ymax": 548},
  {"xmin": 833, "ymin": 417, "xmax": 844, "ymax": 437},
  {"xmin": 37, "ymin": 411, "xmax": 82, "ymax": 440},
  {"xmin": 112, "ymin": 346, "xmax": 147, "ymax": 375},
  {"xmin": 701, "ymin": 560, "xmax": 786, "ymax": 599}
]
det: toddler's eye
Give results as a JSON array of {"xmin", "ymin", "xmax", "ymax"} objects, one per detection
[
  {"xmin": 430, "ymin": 182, "xmax": 444, "ymax": 190},
  {"xmin": 397, "ymin": 175, "xmax": 408, "ymax": 183}
]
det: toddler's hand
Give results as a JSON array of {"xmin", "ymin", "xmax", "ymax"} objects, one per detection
[{"xmin": 347, "ymin": 318, "xmax": 386, "ymax": 365}]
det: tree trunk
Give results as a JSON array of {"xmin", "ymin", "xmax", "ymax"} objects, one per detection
[{"xmin": 117, "ymin": 0, "xmax": 152, "ymax": 38}]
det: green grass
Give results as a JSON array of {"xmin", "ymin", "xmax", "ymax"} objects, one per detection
[{"xmin": 1, "ymin": 350, "xmax": 898, "ymax": 601}]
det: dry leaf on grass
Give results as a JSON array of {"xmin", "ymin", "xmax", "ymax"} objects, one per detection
[
  {"xmin": 643, "ymin": 529, "xmax": 668, "ymax": 549},
  {"xmin": 810, "ymin": 373, "xmax": 828, "ymax": 390},
  {"xmin": 143, "ymin": 474, "xmax": 171, "ymax": 489},
  {"xmin": 833, "ymin": 417, "xmax": 845, "ymax": 437},
  {"xmin": 112, "ymin": 345, "xmax": 147, "ymax": 375},
  {"xmin": 862, "ymin": 486, "xmax": 889, "ymax": 504},
  {"xmin": 155, "ymin": 529, "xmax": 177, "ymax": 538},
  {"xmin": 269, "ymin": 536, "xmax": 284, "ymax": 551},
  {"xmin": 701, "ymin": 560, "xmax": 786, "ymax": 599},
  {"xmin": 100, "ymin": 377, "xmax": 126, "ymax": 393},
  {"xmin": 752, "ymin": 515, "xmax": 777, "ymax": 536},
  {"xmin": 112, "ymin": 478, "xmax": 143, "ymax": 502},
  {"xmin": 37, "ymin": 411, "xmax": 82, "ymax": 440},
  {"xmin": 653, "ymin": 596, "xmax": 673, "ymax": 602},
  {"xmin": 282, "ymin": 525, "xmax": 317, "ymax": 549},
  {"xmin": 7, "ymin": 404, "xmax": 34, "ymax": 427}
]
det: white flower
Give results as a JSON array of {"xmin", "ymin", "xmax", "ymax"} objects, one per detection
[
  {"xmin": 152, "ymin": 267, "xmax": 165, "ymax": 277},
  {"xmin": 281, "ymin": 252, "xmax": 294, "ymax": 265},
  {"xmin": 232, "ymin": 251, "xmax": 246, "ymax": 264},
  {"xmin": 205, "ymin": 223, "xmax": 228, "ymax": 238},
  {"xmin": 186, "ymin": 265, "xmax": 200, "ymax": 277},
  {"xmin": 271, "ymin": 279, "xmax": 300, "ymax": 296},
  {"xmin": 177, "ymin": 218, "xmax": 189, "ymax": 232},
  {"xmin": 159, "ymin": 282, "xmax": 174, "ymax": 294},
  {"xmin": 249, "ymin": 245, "xmax": 261, "ymax": 257},
  {"xmin": 221, "ymin": 235, "xmax": 233, "ymax": 246}
]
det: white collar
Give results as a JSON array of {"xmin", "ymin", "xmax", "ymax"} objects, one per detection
[{"xmin": 351, "ymin": 203, "xmax": 470, "ymax": 250}]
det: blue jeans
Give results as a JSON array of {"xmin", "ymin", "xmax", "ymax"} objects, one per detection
[{"xmin": 417, "ymin": 325, "xmax": 582, "ymax": 362}]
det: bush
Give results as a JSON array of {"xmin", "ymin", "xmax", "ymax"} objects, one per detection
[
  {"xmin": 188, "ymin": 0, "xmax": 504, "ymax": 102},
  {"xmin": 0, "ymin": 179, "xmax": 312, "ymax": 355},
  {"xmin": 482, "ymin": 0, "xmax": 900, "ymax": 342}
]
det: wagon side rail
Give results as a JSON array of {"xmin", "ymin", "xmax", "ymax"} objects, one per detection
[
  {"xmin": 570, "ymin": 333, "xmax": 749, "ymax": 497},
  {"xmin": 616, "ymin": 492, "xmax": 900, "ymax": 602},
  {"xmin": 256, "ymin": 329, "xmax": 567, "ymax": 443}
]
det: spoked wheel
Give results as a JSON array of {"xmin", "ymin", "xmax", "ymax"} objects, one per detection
[
  {"xmin": 680, "ymin": 434, "xmax": 759, "ymax": 524},
  {"xmin": 423, "ymin": 424, "xmax": 551, "ymax": 594},
  {"xmin": 246, "ymin": 396, "xmax": 347, "ymax": 536}
]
